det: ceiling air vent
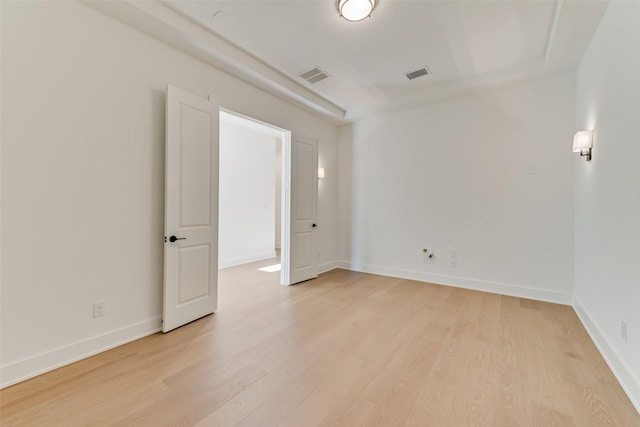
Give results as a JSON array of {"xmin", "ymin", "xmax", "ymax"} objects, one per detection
[
  {"xmin": 299, "ymin": 67, "xmax": 330, "ymax": 84},
  {"xmin": 405, "ymin": 67, "xmax": 430, "ymax": 80}
]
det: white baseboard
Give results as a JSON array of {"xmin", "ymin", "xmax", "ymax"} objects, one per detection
[
  {"xmin": 317, "ymin": 260, "xmax": 338, "ymax": 275},
  {"xmin": 0, "ymin": 316, "xmax": 162, "ymax": 389},
  {"xmin": 573, "ymin": 295, "xmax": 640, "ymax": 414},
  {"xmin": 337, "ymin": 260, "xmax": 573, "ymax": 305},
  {"xmin": 218, "ymin": 251, "xmax": 277, "ymax": 269}
]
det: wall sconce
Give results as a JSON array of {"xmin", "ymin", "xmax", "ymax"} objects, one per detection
[
  {"xmin": 573, "ymin": 130, "xmax": 593, "ymax": 162},
  {"xmin": 318, "ymin": 168, "xmax": 325, "ymax": 180}
]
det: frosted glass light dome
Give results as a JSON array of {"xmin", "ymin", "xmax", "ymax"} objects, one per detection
[{"xmin": 339, "ymin": 0, "xmax": 376, "ymax": 22}]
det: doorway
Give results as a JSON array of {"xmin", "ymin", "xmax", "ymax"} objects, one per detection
[
  {"xmin": 218, "ymin": 110, "xmax": 288, "ymax": 293},
  {"xmin": 163, "ymin": 87, "xmax": 318, "ymax": 332}
]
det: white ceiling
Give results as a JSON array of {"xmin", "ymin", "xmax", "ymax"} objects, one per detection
[{"xmin": 92, "ymin": 0, "xmax": 609, "ymax": 122}]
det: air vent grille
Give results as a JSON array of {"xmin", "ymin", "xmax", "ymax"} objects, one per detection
[
  {"xmin": 299, "ymin": 67, "xmax": 330, "ymax": 84},
  {"xmin": 405, "ymin": 67, "xmax": 430, "ymax": 80}
]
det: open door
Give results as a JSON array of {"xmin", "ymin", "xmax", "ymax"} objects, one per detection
[
  {"xmin": 283, "ymin": 132, "xmax": 318, "ymax": 285},
  {"xmin": 163, "ymin": 85, "xmax": 219, "ymax": 332}
]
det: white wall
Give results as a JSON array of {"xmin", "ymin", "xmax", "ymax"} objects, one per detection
[
  {"xmin": 338, "ymin": 72, "xmax": 576, "ymax": 303},
  {"xmin": 219, "ymin": 119, "xmax": 276, "ymax": 268},
  {"xmin": 0, "ymin": 0, "xmax": 339, "ymax": 387},
  {"xmin": 574, "ymin": 1, "xmax": 640, "ymax": 410}
]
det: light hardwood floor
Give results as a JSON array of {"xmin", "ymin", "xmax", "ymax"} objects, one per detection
[{"xmin": 1, "ymin": 256, "xmax": 639, "ymax": 426}]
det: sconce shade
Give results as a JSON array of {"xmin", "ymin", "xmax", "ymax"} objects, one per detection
[
  {"xmin": 573, "ymin": 130, "xmax": 593, "ymax": 162},
  {"xmin": 318, "ymin": 167, "xmax": 325, "ymax": 179},
  {"xmin": 573, "ymin": 130, "xmax": 593, "ymax": 152},
  {"xmin": 339, "ymin": 0, "xmax": 376, "ymax": 22}
]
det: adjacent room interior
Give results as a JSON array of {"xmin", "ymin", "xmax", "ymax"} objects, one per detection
[
  {"xmin": 218, "ymin": 111, "xmax": 283, "ymax": 269},
  {"xmin": 1, "ymin": 0, "xmax": 639, "ymax": 424},
  {"xmin": 218, "ymin": 110, "xmax": 286, "ymax": 306}
]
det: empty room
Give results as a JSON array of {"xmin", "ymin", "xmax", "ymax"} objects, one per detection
[{"xmin": 1, "ymin": 0, "xmax": 639, "ymax": 425}]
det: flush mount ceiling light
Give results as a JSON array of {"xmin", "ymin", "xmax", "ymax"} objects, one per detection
[{"xmin": 338, "ymin": 0, "xmax": 376, "ymax": 22}]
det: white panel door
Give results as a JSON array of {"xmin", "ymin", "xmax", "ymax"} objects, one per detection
[
  {"xmin": 288, "ymin": 133, "xmax": 318, "ymax": 285},
  {"xmin": 163, "ymin": 85, "xmax": 219, "ymax": 333}
]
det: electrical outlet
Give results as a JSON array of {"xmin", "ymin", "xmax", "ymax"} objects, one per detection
[
  {"xmin": 621, "ymin": 321, "xmax": 628, "ymax": 342},
  {"xmin": 93, "ymin": 301, "xmax": 106, "ymax": 318},
  {"xmin": 422, "ymin": 248, "xmax": 434, "ymax": 264},
  {"xmin": 449, "ymin": 259, "xmax": 457, "ymax": 268}
]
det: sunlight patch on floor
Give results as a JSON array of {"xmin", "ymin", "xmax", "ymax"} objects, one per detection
[{"xmin": 258, "ymin": 263, "xmax": 281, "ymax": 273}]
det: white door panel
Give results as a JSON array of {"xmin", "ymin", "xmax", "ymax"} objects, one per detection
[
  {"xmin": 177, "ymin": 244, "xmax": 211, "ymax": 304},
  {"xmin": 288, "ymin": 133, "xmax": 318, "ymax": 285},
  {"xmin": 164, "ymin": 85, "xmax": 219, "ymax": 332}
]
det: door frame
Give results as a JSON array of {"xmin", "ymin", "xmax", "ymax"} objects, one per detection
[
  {"xmin": 217, "ymin": 108, "xmax": 295, "ymax": 286},
  {"xmin": 280, "ymin": 128, "xmax": 292, "ymax": 286}
]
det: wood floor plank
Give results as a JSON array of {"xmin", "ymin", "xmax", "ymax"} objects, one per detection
[{"xmin": 1, "ymin": 257, "xmax": 638, "ymax": 426}]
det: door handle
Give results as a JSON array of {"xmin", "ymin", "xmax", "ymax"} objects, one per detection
[
  {"xmin": 312, "ymin": 223, "xmax": 317, "ymax": 228},
  {"xmin": 169, "ymin": 235, "xmax": 186, "ymax": 242}
]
